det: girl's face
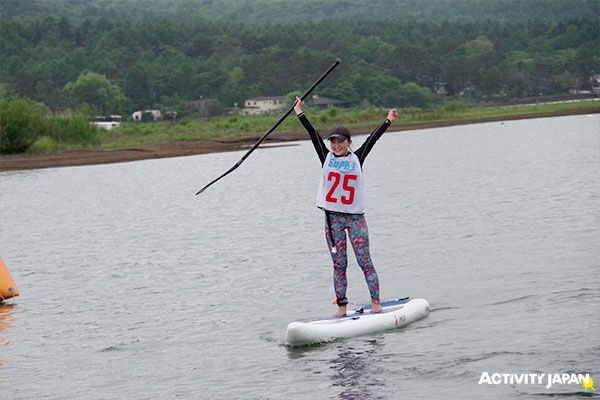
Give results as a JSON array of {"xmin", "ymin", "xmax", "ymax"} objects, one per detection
[{"xmin": 330, "ymin": 138, "xmax": 351, "ymax": 156}]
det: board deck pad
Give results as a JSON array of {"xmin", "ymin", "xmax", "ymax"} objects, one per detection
[{"xmin": 328, "ymin": 298, "xmax": 411, "ymax": 320}]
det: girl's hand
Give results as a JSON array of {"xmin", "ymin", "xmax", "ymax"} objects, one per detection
[
  {"xmin": 387, "ymin": 108, "xmax": 397, "ymax": 122},
  {"xmin": 294, "ymin": 96, "xmax": 304, "ymax": 115}
]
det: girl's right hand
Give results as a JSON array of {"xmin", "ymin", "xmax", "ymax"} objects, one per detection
[
  {"xmin": 387, "ymin": 108, "xmax": 398, "ymax": 122},
  {"xmin": 294, "ymin": 96, "xmax": 304, "ymax": 115}
]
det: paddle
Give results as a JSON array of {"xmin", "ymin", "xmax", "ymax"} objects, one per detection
[{"xmin": 195, "ymin": 58, "xmax": 342, "ymax": 195}]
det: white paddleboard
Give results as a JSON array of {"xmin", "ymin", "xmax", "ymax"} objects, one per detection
[{"xmin": 286, "ymin": 298, "xmax": 430, "ymax": 346}]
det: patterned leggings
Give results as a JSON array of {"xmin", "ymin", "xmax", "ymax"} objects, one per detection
[{"xmin": 325, "ymin": 212, "xmax": 380, "ymax": 306}]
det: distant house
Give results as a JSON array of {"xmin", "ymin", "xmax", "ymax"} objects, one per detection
[
  {"xmin": 91, "ymin": 115, "xmax": 122, "ymax": 130},
  {"xmin": 132, "ymin": 110, "xmax": 162, "ymax": 122},
  {"xmin": 187, "ymin": 99, "xmax": 210, "ymax": 118},
  {"xmin": 434, "ymin": 82, "xmax": 449, "ymax": 96},
  {"xmin": 306, "ymin": 95, "xmax": 350, "ymax": 109},
  {"xmin": 164, "ymin": 111, "xmax": 178, "ymax": 120},
  {"xmin": 240, "ymin": 96, "xmax": 286, "ymax": 115},
  {"xmin": 590, "ymin": 74, "xmax": 600, "ymax": 96}
]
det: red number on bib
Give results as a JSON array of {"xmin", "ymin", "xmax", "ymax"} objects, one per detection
[
  {"xmin": 326, "ymin": 172, "xmax": 340, "ymax": 203},
  {"xmin": 341, "ymin": 174, "xmax": 357, "ymax": 204},
  {"xmin": 326, "ymin": 172, "xmax": 357, "ymax": 204}
]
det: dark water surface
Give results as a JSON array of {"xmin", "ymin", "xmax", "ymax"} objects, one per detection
[{"xmin": 1, "ymin": 115, "xmax": 599, "ymax": 399}]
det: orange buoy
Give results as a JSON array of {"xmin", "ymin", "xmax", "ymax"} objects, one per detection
[{"xmin": 0, "ymin": 257, "xmax": 20, "ymax": 301}]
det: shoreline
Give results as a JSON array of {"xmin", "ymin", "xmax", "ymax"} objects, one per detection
[{"xmin": 1, "ymin": 107, "xmax": 597, "ymax": 172}]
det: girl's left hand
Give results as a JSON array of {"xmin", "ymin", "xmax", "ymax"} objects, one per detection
[
  {"xmin": 387, "ymin": 108, "xmax": 398, "ymax": 122},
  {"xmin": 294, "ymin": 96, "xmax": 304, "ymax": 115}
]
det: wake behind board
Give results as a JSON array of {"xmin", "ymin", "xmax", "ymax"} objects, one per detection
[{"xmin": 286, "ymin": 298, "xmax": 430, "ymax": 346}]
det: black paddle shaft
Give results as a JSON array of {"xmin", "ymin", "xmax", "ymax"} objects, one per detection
[{"xmin": 195, "ymin": 58, "xmax": 342, "ymax": 196}]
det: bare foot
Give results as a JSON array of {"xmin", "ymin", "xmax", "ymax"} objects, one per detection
[
  {"xmin": 371, "ymin": 301, "xmax": 382, "ymax": 314},
  {"xmin": 334, "ymin": 306, "xmax": 347, "ymax": 318}
]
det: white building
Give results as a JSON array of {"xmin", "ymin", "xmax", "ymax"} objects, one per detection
[
  {"xmin": 132, "ymin": 110, "xmax": 162, "ymax": 122},
  {"xmin": 240, "ymin": 96, "xmax": 286, "ymax": 115},
  {"xmin": 91, "ymin": 121, "xmax": 121, "ymax": 130},
  {"xmin": 91, "ymin": 115, "xmax": 122, "ymax": 130}
]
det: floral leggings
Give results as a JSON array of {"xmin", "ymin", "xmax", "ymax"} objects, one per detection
[{"xmin": 325, "ymin": 212, "xmax": 380, "ymax": 306}]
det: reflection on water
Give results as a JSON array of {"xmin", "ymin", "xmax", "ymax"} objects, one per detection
[
  {"xmin": 330, "ymin": 339, "xmax": 386, "ymax": 400},
  {"xmin": 286, "ymin": 338, "xmax": 387, "ymax": 399},
  {"xmin": 0, "ymin": 303, "xmax": 16, "ymax": 332},
  {"xmin": 0, "ymin": 304, "xmax": 16, "ymax": 372}
]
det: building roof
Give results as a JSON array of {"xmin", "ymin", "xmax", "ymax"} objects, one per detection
[{"xmin": 246, "ymin": 96, "xmax": 286, "ymax": 101}]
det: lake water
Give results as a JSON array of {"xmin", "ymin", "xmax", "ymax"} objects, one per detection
[{"xmin": 1, "ymin": 115, "xmax": 599, "ymax": 399}]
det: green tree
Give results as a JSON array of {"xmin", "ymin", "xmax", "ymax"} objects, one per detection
[
  {"xmin": 124, "ymin": 65, "xmax": 155, "ymax": 109},
  {"xmin": 205, "ymin": 98, "xmax": 225, "ymax": 117},
  {"xmin": 398, "ymin": 82, "xmax": 434, "ymax": 108},
  {"xmin": 350, "ymin": 36, "xmax": 396, "ymax": 66},
  {"xmin": 462, "ymin": 35, "xmax": 497, "ymax": 94},
  {"xmin": 220, "ymin": 66, "xmax": 245, "ymax": 107},
  {"xmin": 0, "ymin": 97, "xmax": 48, "ymax": 153},
  {"xmin": 554, "ymin": 71, "xmax": 578, "ymax": 91},
  {"xmin": 64, "ymin": 71, "xmax": 126, "ymax": 114},
  {"xmin": 1, "ymin": 5, "xmax": 598, "ymax": 111}
]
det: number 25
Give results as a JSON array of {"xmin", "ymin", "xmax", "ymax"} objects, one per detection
[{"xmin": 326, "ymin": 172, "xmax": 357, "ymax": 205}]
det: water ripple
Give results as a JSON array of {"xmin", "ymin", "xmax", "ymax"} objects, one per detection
[{"xmin": 1, "ymin": 115, "xmax": 598, "ymax": 399}]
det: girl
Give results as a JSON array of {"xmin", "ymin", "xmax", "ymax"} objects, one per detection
[{"xmin": 294, "ymin": 96, "xmax": 397, "ymax": 317}]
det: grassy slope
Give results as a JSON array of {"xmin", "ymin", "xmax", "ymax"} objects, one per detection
[{"xmin": 92, "ymin": 101, "xmax": 600, "ymax": 150}]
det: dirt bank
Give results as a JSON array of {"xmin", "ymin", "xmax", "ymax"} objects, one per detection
[{"xmin": 1, "ymin": 107, "xmax": 597, "ymax": 172}]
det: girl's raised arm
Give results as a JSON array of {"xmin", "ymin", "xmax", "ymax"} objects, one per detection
[
  {"xmin": 355, "ymin": 108, "xmax": 397, "ymax": 165},
  {"xmin": 295, "ymin": 96, "xmax": 328, "ymax": 165}
]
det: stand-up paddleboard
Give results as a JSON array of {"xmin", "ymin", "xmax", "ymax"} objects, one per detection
[{"xmin": 286, "ymin": 298, "xmax": 430, "ymax": 346}]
